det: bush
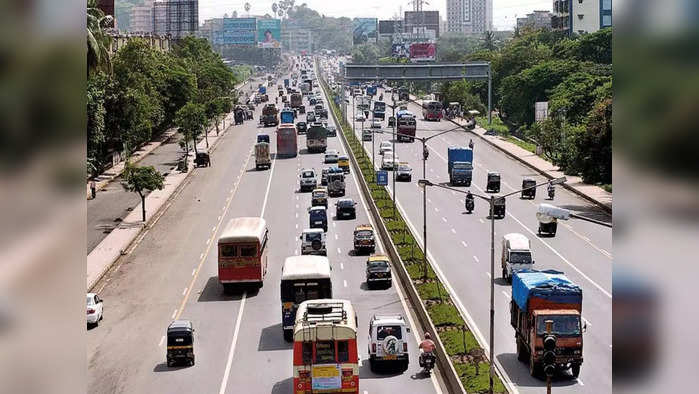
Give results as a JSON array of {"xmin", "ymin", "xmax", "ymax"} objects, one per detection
[
  {"xmin": 416, "ymin": 281, "xmax": 448, "ymax": 301},
  {"xmin": 440, "ymin": 328, "xmax": 480, "ymax": 355},
  {"xmin": 427, "ymin": 302, "xmax": 465, "ymax": 327}
]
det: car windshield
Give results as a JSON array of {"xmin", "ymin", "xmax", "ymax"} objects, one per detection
[
  {"xmin": 377, "ymin": 325, "xmax": 402, "ymax": 340},
  {"xmin": 369, "ymin": 261, "xmax": 389, "ymax": 270},
  {"xmin": 305, "ymin": 232, "xmax": 322, "ymax": 241},
  {"xmin": 356, "ymin": 230, "xmax": 373, "ymax": 238},
  {"xmin": 536, "ymin": 315, "xmax": 581, "ymax": 336},
  {"xmin": 310, "ymin": 210, "xmax": 326, "ymax": 220},
  {"xmin": 509, "ymin": 251, "xmax": 532, "ymax": 264},
  {"xmin": 302, "ymin": 171, "xmax": 314, "ymax": 178},
  {"xmin": 314, "ymin": 191, "xmax": 326, "ymax": 197},
  {"xmin": 87, "ymin": 296, "xmax": 94, "ymax": 305},
  {"xmin": 398, "ymin": 165, "xmax": 411, "ymax": 171},
  {"xmin": 338, "ymin": 200, "xmax": 354, "ymax": 207}
]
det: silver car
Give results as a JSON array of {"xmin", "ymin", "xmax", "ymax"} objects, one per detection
[{"xmin": 300, "ymin": 229, "xmax": 327, "ymax": 255}]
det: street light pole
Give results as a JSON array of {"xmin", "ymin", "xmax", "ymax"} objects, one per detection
[{"xmin": 391, "ymin": 93, "xmax": 397, "ymax": 218}]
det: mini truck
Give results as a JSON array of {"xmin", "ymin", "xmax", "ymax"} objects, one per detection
[
  {"xmin": 511, "ymin": 270, "xmax": 584, "ymax": 378},
  {"xmin": 501, "ymin": 233, "xmax": 534, "ymax": 282},
  {"xmin": 447, "ymin": 147, "xmax": 474, "ymax": 186},
  {"xmin": 254, "ymin": 141, "xmax": 271, "ymax": 170},
  {"xmin": 372, "ymin": 101, "xmax": 386, "ymax": 120},
  {"xmin": 306, "ymin": 123, "xmax": 328, "ymax": 153}
]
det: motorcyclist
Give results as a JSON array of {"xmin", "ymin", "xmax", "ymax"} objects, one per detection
[
  {"xmin": 465, "ymin": 191, "xmax": 474, "ymax": 212},
  {"xmin": 419, "ymin": 333, "xmax": 436, "ymax": 364},
  {"xmin": 547, "ymin": 180, "xmax": 555, "ymax": 200}
]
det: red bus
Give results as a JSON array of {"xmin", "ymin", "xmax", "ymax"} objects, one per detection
[
  {"xmin": 277, "ymin": 123, "xmax": 298, "ymax": 157},
  {"xmin": 217, "ymin": 217, "xmax": 269, "ymax": 292},
  {"xmin": 396, "ymin": 110, "xmax": 416, "ymax": 142},
  {"xmin": 293, "ymin": 299, "xmax": 359, "ymax": 393},
  {"xmin": 422, "ymin": 100, "xmax": 443, "ymax": 121}
]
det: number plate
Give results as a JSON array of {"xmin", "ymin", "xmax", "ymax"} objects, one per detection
[{"xmin": 383, "ymin": 355, "xmax": 397, "ymax": 360}]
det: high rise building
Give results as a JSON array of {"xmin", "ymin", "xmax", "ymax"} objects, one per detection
[
  {"xmin": 516, "ymin": 10, "xmax": 553, "ymax": 31},
  {"xmin": 129, "ymin": 0, "xmax": 155, "ymax": 33},
  {"xmin": 446, "ymin": 0, "xmax": 493, "ymax": 35},
  {"xmin": 553, "ymin": 0, "xmax": 612, "ymax": 34},
  {"xmin": 153, "ymin": 0, "xmax": 198, "ymax": 39},
  {"xmin": 404, "ymin": 11, "xmax": 440, "ymax": 38}
]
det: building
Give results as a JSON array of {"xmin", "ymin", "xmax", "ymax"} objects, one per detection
[
  {"xmin": 108, "ymin": 32, "xmax": 171, "ymax": 55},
  {"xmin": 280, "ymin": 29, "xmax": 313, "ymax": 53},
  {"xmin": 129, "ymin": 0, "xmax": 154, "ymax": 33},
  {"xmin": 446, "ymin": 0, "xmax": 493, "ymax": 35},
  {"xmin": 553, "ymin": 0, "xmax": 612, "ymax": 34},
  {"xmin": 198, "ymin": 17, "xmax": 224, "ymax": 43},
  {"xmin": 378, "ymin": 20, "xmax": 403, "ymax": 40},
  {"xmin": 404, "ymin": 10, "xmax": 440, "ymax": 38},
  {"xmin": 516, "ymin": 10, "xmax": 553, "ymax": 31},
  {"xmin": 153, "ymin": 0, "xmax": 198, "ymax": 39}
]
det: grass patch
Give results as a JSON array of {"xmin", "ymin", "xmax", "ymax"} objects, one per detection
[
  {"xmin": 440, "ymin": 328, "xmax": 480, "ymax": 356},
  {"xmin": 416, "ymin": 281, "xmax": 447, "ymax": 301},
  {"xmin": 406, "ymin": 261, "xmax": 434, "ymax": 279},
  {"xmin": 601, "ymin": 184, "xmax": 612, "ymax": 193},
  {"xmin": 478, "ymin": 115, "xmax": 509, "ymax": 135},
  {"xmin": 454, "ymin": 362, "xmax": 507, "ymax": 394},
  {"xmin": 505, "ymin": 136, "xmax": 536, "ymax": 154},
  {"xmin": 427, "ymin": 302, "xmax": 465, "ymax": 327}
]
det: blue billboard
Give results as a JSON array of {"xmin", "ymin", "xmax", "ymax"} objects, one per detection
[{"xmin": 214, "ymin": 17, "xmax": 257, "ymax": 46}]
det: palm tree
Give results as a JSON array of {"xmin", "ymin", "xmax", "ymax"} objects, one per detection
[
  {"xmin": 482, "ymin": 30, "xmax": 496, "ymax": 51},
  {"xmin": 87, "ymin": 0, "xmax": 114, "ymax": 75}
]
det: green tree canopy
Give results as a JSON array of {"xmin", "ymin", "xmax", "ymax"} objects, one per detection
[{"xmin": 122, "ymin": 164, "xmax": 165, "ymax": 221}]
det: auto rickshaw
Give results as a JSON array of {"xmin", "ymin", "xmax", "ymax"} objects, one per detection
[
  {"xmin": 194, "ymin": 151, "xmax": 210, "ymax": 167},
  {"xmin": 486, "ymin": 171, "xmax": 501, "ymax": 193},
  {"xmin": 338, "ymin": 155, "xmax": 350, "ymax": 174},
  {"xmin": 521, "ymin": 177, "xmax": 537, "ymax": 199},
  {"xmin": 166, "ymin": 320, "xmax": 195, "ymax": 367},
  {"xmin": 388, "ymin": 116, "xmax": 396, "ymax": 127},
  {"xmin": 234, "ymin": 109, "xmax": 244, "ymax": 125},
  {"xmin": 491, "ymin": 197, "xmax": 506, "ymax": 219}
]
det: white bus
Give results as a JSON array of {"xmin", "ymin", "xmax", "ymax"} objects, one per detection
[{"xmin": 280, "ymin": 256, "xmax": 332, "ymax": 341}]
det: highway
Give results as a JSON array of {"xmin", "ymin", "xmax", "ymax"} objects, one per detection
[
  {"xmin": 325, "ymin": 58, "xmax": 612, "ymax": 394},
  {"xmin": 87, "ymin": 69, "xmax": 444, "ymax": 394}
]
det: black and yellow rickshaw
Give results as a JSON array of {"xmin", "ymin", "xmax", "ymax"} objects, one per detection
[
  {"xmin": 491, "ymin": 197, "xmax": 506, "ymax": 219},
  {"xmin": 486, "ymin": 171, "xmax": 501, "ymax": 193},
  {"xmin": 195, "ymin": 151, "xmax": 210, "ymax": 167},
  {"xmin": 167, "ymin": 320, "xmax": 195, "ymax": 367},
  {"xmin": 521, "ymin": 177, "xmax": 537, "ymax": 199}
]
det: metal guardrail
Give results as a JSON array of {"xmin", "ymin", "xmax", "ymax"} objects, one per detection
[{"xmin": 318, "ymin": 65, "xmax": 466, "ymax": 394}]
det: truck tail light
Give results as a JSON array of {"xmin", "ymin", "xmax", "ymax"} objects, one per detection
[
  {"xmin": 299, "ymin": 370, "xmax": 310, "ymax": 379},
  {"xmin": 372, "ymin": 343, "xmax": 376, "ymax": 353},
  {"xmin": 403, "ymin": 343, "xmax": 408, "ymax": 352},
  {"xmin": 87, "ymin": 309, "xmax": 95, "ymax": 314}
]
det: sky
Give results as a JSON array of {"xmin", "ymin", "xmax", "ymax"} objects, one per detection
[{"xmin": 198, "ymin": 0, "xmax": 553, "ymax": 31}]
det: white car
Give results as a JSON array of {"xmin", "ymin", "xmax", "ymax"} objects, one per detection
[
  {"xmin": 355, "ymin": 114, "xmax": 366, "ymax": 122},
  {"xmin": 87, "ymin": 293, "xmax": 104, "ymax": 326},
  {"xmin": 381, "ymin": 153, "xmax": 399, "ymax": 170},
  {"xmin": 379, "ymin": 141, "xmax": 393, "ymax": 155},
  {"xmin": 368, "ymin": 314, "xmax": 410, "ymax": 372},
  {"xmin": 299, "ymin": 168, "xmax": 318, "ymax": 191},
  {"xmin": 371, "ymin": 119, "xmax": 382, "ymax": 129},
  {"xmin": 324, "ymin": 150, "xmax": 339, "ymax": 163},
  {"xmin": 300, "ymin": 228, "xmax": 327, "ymax": 255}
]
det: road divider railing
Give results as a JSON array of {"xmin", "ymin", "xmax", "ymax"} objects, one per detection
[{"xmin": 318, "ymin": 67, "xmax": 507, "ymax": 394}]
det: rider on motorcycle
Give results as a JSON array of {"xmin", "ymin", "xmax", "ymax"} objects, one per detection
[
  {"xmin": 465, "ymin": 191, "xmax": 474, "ymax": 211},
  {"xmin": 547, "ymin": 180, "xmax": 555, "ymax": 199},
  {"xmin": 419, "ymin": 333, "xmax": 436, "ymax": 367}
]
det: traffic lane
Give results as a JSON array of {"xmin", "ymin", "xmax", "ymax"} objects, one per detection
[{"xmin": 87, "ymin": 113, "xmax": 263, "ymax": 393}]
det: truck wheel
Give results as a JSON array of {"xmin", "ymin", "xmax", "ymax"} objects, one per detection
[
  {"xmin": 530, "ymin": 355, "xmax": 541, "ymax": 378},
  {"xmin": 571, "ymin": 364, "xmax": 581, "ymax": 378},
  {"xmin": 283, "ymin": 329, "xmax": 293, "ymax": 342},
  {"xmin": 516, "ymin": 338, "xmax": 526, "ymax": 361},
  {"xmin": 502, "ymin": 268, "xmax": 507, "ymax": 280},
  {"xmin": 369, "ymin": 358, "xmax": 376, "ymax": 372}
]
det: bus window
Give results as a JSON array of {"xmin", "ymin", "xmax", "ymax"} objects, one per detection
[
  {"xmin": 337, "ymin": 341, "xmax": 349, "ymax": 362},
  {"xmin": 240, "ymin": 245, "xmax": 257, "ymax": 257},
  {"xmin": 302, "ymin": 342, "xmax": 313, "ymax": 363},
  {"xmin": 315, "ymin": 341, "xmax": 336, "ymax": 363},
  {"xmin": 220, "ymin": 245, "xmax": 237, "ymax": 257}
]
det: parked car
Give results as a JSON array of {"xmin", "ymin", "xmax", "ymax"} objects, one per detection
[
  {"xmin": 299, "ymin": 168, "xmax": 317, "ymax": 192},
  {"xmin": 87, "ymin": 293, "xmax": 103, "ymax": 327},
  {"xmin": 366, "ymin": 255, "xmax": 392, "ymax": 289},
  {"xmin": 335, "ymin": 198, "xmax": 357, "ymax": 219},
  {"xmin": 300, "ymin": 228, "xmax": 327, "ymax": 255},
  {"xmin": 368, "ymin": 314, "xmax": 410, "ymax": 372}
]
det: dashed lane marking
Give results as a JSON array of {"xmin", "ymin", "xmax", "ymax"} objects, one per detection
[{"xmin": 473, "ymin": 255, "xmax": 479, "ymax": 263}]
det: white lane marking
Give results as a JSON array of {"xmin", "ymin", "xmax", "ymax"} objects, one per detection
[
  {"xmin": 200, "ymin": 253, "xmax": 204, "ymax": 260},
  {"xmin": 191, "ymin": 269, "xmax": 196, "ymax": 276},
  {"xmin": 473, "ymin": 255, "xmax": 480, "ymax": 263},
  {"xmin": 502, "ymin": 291, "xmax": 510, "ymax": 299},
  {"xmin": 182, "ymin": 287, "xmax": 187, "ymax": 296},
  {"xmin": 295, "ymin": 212, "xmax": 298, "ymax": 219},
  {"xmin": 434, "ymin": 207, "xmax": 439, "ymax": 212},
  {"xmin": 343, "ymin": 280, "xmax": 348, "ymax": 288},
  {"xmin": 159, "ymin": 335, "xmax": 165, "ymax": 347},
  {"xmin": 578, "ymin": 378, "xmax": 585, "ymax": 386},
  {"xmin": 479, "ymin": 219, "xmax": 485, "ymax": 224},
  {"xmin": 335, "ymin": 234, "xmax": 339, "ymax": 240},
  {"xmin": 260, "ymin": 154, "xmax": 277, "ymax": 218},
  {"xmin": 171, "ymin": 309, "xmax": 177, "ymax": 319},
  {"xmin": 295, "ymin": 204, "xmax": 299, "ymax": 209},
  {"xmin": 486, "ymin": 271, "xmax": 491, "ymax": 278},
  {"xmin": 427, "ymin": 198, "xmax": 432, "ymax": 203},
  {"xmin": 206, "ymin": 238, "xmax": 210, "ymax": 245},
  {"xmin": 295, "ymin": 224, "xmax": 298, "ymax": 229},
  {"xmin": 218, "ymin": 292, "xmax": 247, "ymax": 394},
  {"xmin": 296, "ymin": 195, "xmax": 299, "ymax": 200},
  {"xmin": 333, "ymin": 222, "xmax": 337, "ymax": 228},
  {"xmin": 294, "ymin": 249, "xmax": 298, "ymax": 255},
  {"xmin": 451, "ymin": 228, "xmax": 456, "ymax": 234},
  {"xmin": 441, "ymin": 217, "xmax": 447, "ymax": 223},
  {"xmin": 340, "ymin": 263, "xmax": 344, "ymax": 270},
  {"xmin": 337, "ymin": 247, "xmax": 342, "ymax": 255},
  {"xmin": 217, "ymin": 215, "xmax": 221, "ymax": 221},
  {"xmin": 461, "ymin": 241, "xmax": 468, "ymax": 248},
  {"xmin": 212, "ymin": 225, "xmax": 216, "ymax": 233}
]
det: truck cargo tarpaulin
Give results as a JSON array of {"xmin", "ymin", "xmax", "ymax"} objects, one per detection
[
  {"xmin": 409, "ymin": 42, "xmax": 436, "ymax": 62},
  {"xmin": 512, "ymin": 269, "xmax": 582, "ymax": 311}
]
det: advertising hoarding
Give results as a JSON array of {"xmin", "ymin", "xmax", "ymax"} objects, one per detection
[
  {"xmin": 409, "ymin": 42, "xmax": 436, "ymax": 62},
  {"xmin": 213, "ymin": 18, "xmax": 256, "ymax": 46},
  {"xmin": 353, "ymin": 18, "xmax": 378, "ymax": 45},
  {"xmin": 391, "ymin": 43, "xmax": 409, "ymax": 58},
  {"xmin": 257, "ymin": 19, "xmax": 282, "ymax": 48}
]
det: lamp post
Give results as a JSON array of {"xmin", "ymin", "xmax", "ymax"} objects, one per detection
[
  {"xmin": 417, "ymin": 176, "xmax": 567, "ymax": 394},
  {"xmin": 391, "ymin": 91, "xmax": 397, "ymax": 218}
]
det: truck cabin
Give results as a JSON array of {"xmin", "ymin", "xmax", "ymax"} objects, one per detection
[{"xmin": 532, "ymin": 309, "xmax": 583, "ymax": 337}]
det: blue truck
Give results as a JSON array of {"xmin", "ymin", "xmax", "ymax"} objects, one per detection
[
  {"xmin": 280, "ymin": 109, "xmax": 295, "ymax": 124},
  {"xmin": 372, "ymin": 101, "xmax": 386, "ymax": 120},
  {"xmin": 366, "ymin": 85, "xmax": 377, "ymax": 96},
  {"xmin": 447, "ymin": 147, "xmax": 473, "ymax": 186},
  {"xmin": 259, "ymin": 86, "xmax": 267, "ymax": 95}
]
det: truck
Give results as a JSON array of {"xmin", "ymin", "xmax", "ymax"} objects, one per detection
[
  {"xmin": 262, "ymin": 104, "xmax": 279, "ymax": 127},
  {"xmin": 254, "ymin": 142, "xmax": 271, "ymax": 170},
  {"xmin": 284, "ymin": 78, "xmax": 289, "ymax": 88},
  {"xmin": 290, "ymin": 93, "xmax": 302, "ymax": 108},
  {"xmin": 280, "ymin": 109, "xmax": 295, "ymax": 124},
  {"xmin": 511, "ymin": 270, "xmax": 584, "ymax": 378},
  {"xmin": 306, "ymin": 123, "xmax": 328, "ymax": 153},
  {"xmin": 259, "ymin": 86, "xmax": 267, "ymax": 95},
  {"xmin": 366, "ymin": 85, "xmax": 377, "ymax": 96},
  {"xmin": 447, "ymin": 147, "xmax": 473, "ymax": 186},
  {"xmin": 372, "ymin": 101, "xmax": 386, "ymax": 120}
]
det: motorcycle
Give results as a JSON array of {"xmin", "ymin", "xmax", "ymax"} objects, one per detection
[
  {"xmin": 548, "ymin": 186, "xmax": 555, "ymax": 200},
  {"xmin": 465, "ymin": 197, "xmax": 474, "ymax": 214},
  {"xmin": 468, "ymin": 140, "xmax": 474, "ymax": 150},
  {"xmin": 419, "ymin": 351, "xmax": 436, "ymax": 376}
]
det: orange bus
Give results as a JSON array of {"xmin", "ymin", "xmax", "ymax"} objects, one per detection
[
  {"xmin": 217, "ymin": 217, "xmax": 269, "ymax": 292},
  {"xmin": 293, "ymin": 299, "xmax": 359, "ymax": 393}
]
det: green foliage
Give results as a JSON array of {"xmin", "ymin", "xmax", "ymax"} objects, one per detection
[
  {"xmin": 549, "ymin": 72, "xmax": 611, "ymax": 124},
  {"xmin": 87, "ymin": 0, "xmax": 113, "ymax": 76},
  {"xmin": 440, "ymin": 328, "xmax": 479, "ymax": 355},
  {"xmin": 87, "ymin": 73, "xmax": 108, "ymax": 176},
  {"xmin": 351, "ymin": 44, "xmax": 381, "ymax": 64},
  {"xmin": 416, "ymin": 281, "xmax": 447, "ymax": 301},
  {"xmin": 122, "ymin": 163, "xmax": 165, "ymax": 221},
  {"xmin": 175, "ymin": 102, "xmax": 207, "ymax": 153},
  {"xmin": 557, "ymin": 28, "xmax": 612, "ymax": 64},
  {"xmin": 427, "ymin": 303, "xmax": 465, "ymax": 327},
  {"xmin": 442, "ymin": 80, "xmax": 486, "ymax": 115},
  {"xmin": 454, "ymin": 362, "xmax": 507, "ymax": 393}
]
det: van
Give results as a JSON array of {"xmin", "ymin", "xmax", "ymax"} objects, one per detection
[{"xmin": 501, "ymin": 233, "xmax": 533, "ymax": 282}]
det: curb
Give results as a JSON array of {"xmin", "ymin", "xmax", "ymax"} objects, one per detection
[
  {"xmin": 87, "ymin": 114, "xmax": 238, "ymax": 292},
  {"xmin": 320, "ymin": 74, "xmax": 465, "ymax": 394},
  {"xmin": 444, "ymin": 116, "xmax": 612, "ymax": 214}
]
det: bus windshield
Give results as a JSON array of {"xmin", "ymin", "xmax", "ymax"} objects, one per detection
[{"xmin": 281, "ymin": 279, "xmax": 332, "ymax": 304}]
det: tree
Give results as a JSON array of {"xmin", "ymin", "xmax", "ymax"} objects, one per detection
[
  {"xmin": 574, "ymin": 97, "xmax": 612, "ymax": 183},
  {"xmin": 482, "ymin": 31, "xmax": 496, "ymax": 51},
  {"xmin": 87, "ymin": 74, "xmax": 108, "ymax": 177},
  {"xmin": 175, "ymin": 102, "xmax": 207, "ymax": 156},
  {"xmin": 442, "ymin": 80, "xmax": 486, "ymax": 114},
  {"xmin": 549, "ymin": 73, "xmax": 611, "ymax": 125},
  {"xmin": 351, "ymin": 44, "xmax": 381, "ymax": 64},
  {"xmin": 122, "ymin": 164, "xmax": 165, "ymax": 222},
  {"xmin": 87, "ymin": 0, "xmax": 113, "ymax": 75},
  {"xmin": 206, "ymin": 97, "xmax": 233, "ymax": 135}
]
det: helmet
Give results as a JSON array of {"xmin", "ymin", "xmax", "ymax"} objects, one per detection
[{"xmin": 424, "ymin": 332, "xmax": 431, "ymax": 339}]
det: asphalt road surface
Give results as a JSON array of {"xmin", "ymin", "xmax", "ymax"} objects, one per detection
[
  {"xmin": 334, "ymin": 75, "xmax": 612, "ymax": 394},
  {"xmin": 87, "ymin": 71, "xmax": 444, "ymax": 394}
]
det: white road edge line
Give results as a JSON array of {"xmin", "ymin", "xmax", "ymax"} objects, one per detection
[
  {"xmin": 343, "ymin": 280, "xmax": 348, "ymax": 288},
  {"xmin": 260, "ymin": 155, "xmax": 277, "ymax": 218},
  {"xmin": 218, "ymin": 292, "xmax": 247, "ymax": 394}
]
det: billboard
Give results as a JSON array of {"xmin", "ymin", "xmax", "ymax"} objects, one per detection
[
  {"xmin": 257, "ymin": 19, "xmax": 282, "ymax": 48},
  {"xmin": 353, "ymin": 18, "xmax": 378, "ymax": 45},
  {"xmin": 379, "ymin": 20, "xmax": 402, "ymax": 35},
  {"xmin": 409, "ymin": 43, "xmax": 436, "ymax": 62},
  {"xmin": 214, "ymin": 17, "xmax": 257, "ymax": 46},
  {"xmin": 391, "ymin": 43, "xmax": 409, "ymax": 58}
]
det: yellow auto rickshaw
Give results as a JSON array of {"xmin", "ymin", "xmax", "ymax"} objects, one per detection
[{"xmin": 338, "ymin": 155, "xmax": 350, "ymax": 174}]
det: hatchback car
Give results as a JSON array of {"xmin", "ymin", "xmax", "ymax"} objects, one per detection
[
  {"xmin": 87, "ymin": 293, "xmax": 104, "ymax": 327},
  {"xmin": 335, "ymin": 198, "xmax": 357, "ymax": 220},
  {"xmin": 371, "ymin": 119, "xmax": 382, "ymax": 129},
  {"xmin": 381, "ymin": 153, "xmax": 399, "ymax": 170},
  {"xmin": 324, "ymin": 150, "xmax": 339, "ymax": 163},
  {"xmin": 379, "ymin": 141, "xmax": 393, "ymax": 155},
  {"xmin": 395, "ymin": 162, "xmax": 413, "ymax": 181},
  {"xmin": 296, "ymin": 121, "xmax": 307, "ymax": 134}
]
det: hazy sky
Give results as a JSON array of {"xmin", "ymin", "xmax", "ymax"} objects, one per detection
[{"xmin": 198, "ymin": 0, "xmax": 553, "ymax": 31}]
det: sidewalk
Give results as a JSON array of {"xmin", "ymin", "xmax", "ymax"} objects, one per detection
[
  {"xmin": 455, "ymin": 116, "xmax": 613, "ymax": 213},
  {"xmin": 86, "ymin": 110, "xmax": 237, "ymax": 290}
]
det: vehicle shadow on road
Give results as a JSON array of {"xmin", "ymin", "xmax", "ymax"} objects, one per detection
[
  {"xmin": 153, "ymin": 362, "xmax": 190, "ymax": 373},
  {"xmin": 496, "ymin": 353, "xmax": 578, "ymax": 388},
  {"xmin": 493, "ymin": 277, "xmax": 509, "ymax": 287},
  {"xmin": 271, "ymin": 377, "xmax": 293, "ymax": 394},
  {"xmin": 258, "ymin": 323, "xmax": 293, "ymax": 352},
  {"xmin": 359, "ymin": 361, "xmax": 404, "ymax": 379},
  {"xmin": 409, "ymin": 370, "xmax": 431, "ymax": 380},
  {"xmin": 196, "ymin": 277, "xmax": 247, "ymax": 302}
]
